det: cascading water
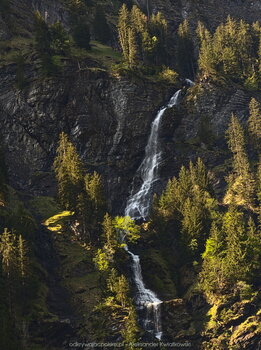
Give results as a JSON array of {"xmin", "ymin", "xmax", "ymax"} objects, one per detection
[
  {"xmin": 185, "ymin": 78, "xmax": 195, "ymax": 86},
  {"xmin": 124, "ymin": 90, "xmax": 182, "ymax": 340},
  {"xmin": 125, "ymin": 89, "xmax": 182, "ymax": 220}
]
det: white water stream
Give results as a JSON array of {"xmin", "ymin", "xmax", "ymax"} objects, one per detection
[
  {"xmin": 185, "ymin": 78, "xmax": 195, "ymax": 86},
  {"xmin": 124, "ymin": 90, "xmax": 182, "ymax": 339},
  {"xmin": 125, "ymin": 90, "xmax": 182, "ymax": 220}
]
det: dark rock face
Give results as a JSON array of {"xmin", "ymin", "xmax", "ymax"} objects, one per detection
[
  {"xmin": 0, "ymin": 62, "xmax": 174, "ymax": 212},
  {"xmin": 1, "ymin": 60, "xmax": 260, "ymax": 213},
  {"xmin": 136, "ymin": 0, "xmax": 261, "ymax": 31},
  {"xmin": 158, "ymin": 84, "xmax": 261, "ymax": 198}
]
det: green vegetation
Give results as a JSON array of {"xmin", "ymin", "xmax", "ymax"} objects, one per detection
[
  {"xmin": 53, "ymin": 132, "xmax": 105, "ymax": 243},
  {"xmin": 248, "ymin": 98, "xmax": 261, "ymax": 153},
  {"xmin": 52, "ymin": 134, "xmax": 141, "ymax": 344},
  {"xmin": 153, "ymin": 113, "xmax": 260, "ymax": 299},
  {"xmin": 117, "ymin": 4, "xmax": 170, "ymax": 73},
  {"xmin": 0, "ymin": 184, "xmax": 52, "ymax": 350},
  {"xmin": 197, "ymin": 17, "xmax": 261, "ymax": 87},
  {"xmin": 93, "ymin": 5, "xmax": 111, "ymax": 44},
  {"xmin": 93, "ymin": 214, "xmax": 140, "ymax": 271},
  {"xmin": 79, "ymin": 40, "xmax": 122, "ymax": 68},
  {"xmin": 154, "ymin": 158, "xmax": 215, "ymax": 258},
  {"xmin": 43, "ymin": 211, "xmax": 74, "ymax": 233},
  {"xmin": 34, "ymin": 11, "xmax": 70, "ymax": 74},
  {"xmin": 224, "ymin": 114, "xmax": 255, "ymax": 208},
  {"xmin": 0, "ymin": 36, "xmax": 34, "ymax": 67},
  {"xmin": 72, "ymin": 21, "xmax": 90, "ymax": 49},
  {"xmin": 0, "ymin": 2, "xmax": 260, "ymax": 348},
  {"xmin": 149, "ymin": 112, "xmax": 261, "ymax": 346}
]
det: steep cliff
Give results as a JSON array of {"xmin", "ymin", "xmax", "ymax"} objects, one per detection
[
  {"xmin": 0, "ymin": 61, "xmax": 177, "ymax": 212},
  {"xmin": 0, "ymin": 0, "xmax": 260, "ymax": 349}
]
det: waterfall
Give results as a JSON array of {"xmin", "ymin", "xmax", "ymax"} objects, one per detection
[
  {"xmin": 125, "ymin": 89, "xmax": 182, "ymax": 220},
  {"xmin": 185, "ymin": 78, "xmax": 195, "ymax": 86},
  {"xmin": 124, "ymin": 90, "xmax": 182, "ymax": 339}
]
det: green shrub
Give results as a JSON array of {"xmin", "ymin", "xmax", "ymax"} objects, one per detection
[{"xmin": 158, "ymin": 66, "xmax": 179, "ymax": 84}]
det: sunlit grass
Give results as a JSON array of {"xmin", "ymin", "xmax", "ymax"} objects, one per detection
[
  {"xmin": 71, "ymin": 40, "xmax": 122, "ymax": 69},
  {"xmin": 43, "ymin": 211, "xmax": 74, "ymax": 234}
]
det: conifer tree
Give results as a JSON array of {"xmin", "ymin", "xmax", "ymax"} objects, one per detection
[
  {"xmin": 122, "ymin": 305, "xmax": 139, "ymax": 347},
  {"xmin": 50, "ymin": 21, "xmax": 70, "ymax": 55},
  {"xmin": 107, "ymin": 269, "xmax": 130, "ymax": 307},
  {"xmin": 118, "ymin": 4, "xmax": 167, "ymax": 67},
  {"xmin": 130, "ymin": 5, "xmax": 147, "ymax": 60},
  {"xmin": 181, "ymin": 197, "xmax": 205, "ymax": 253},
  {"xmin": 200, "ymin": 222, "xmax": 226, "ymax": 295},
  {"xmin": 177, "ymin": 19, "xmax": 194, "ymax": 77},
  {"xmin": 76, "ymin": 192, "xmax": 90, "ymax": 241},
  {"xmin": 222, "ymin": 207, "xmax": 248, "ymax": 283},
  {"xmin": 93, "ymin": 248, "xmax": 109, "ymax": 271},
  {"xmin": 131, "ymin": 5, "xmax": 146, "ymax": 34},
  {"xmin": 85, "ymin": 172, "xmax": 103, "ymax": 211},
  {"xmin": 127, "ymin": 27, "xmax": 138, "ymax": 67},
  {"xmin": 93, "ymin": 5, "xmax": 110, "ymax": 44},
  {"xmin": 197, "ymin": 22, "xmax": 216, "ymax": 78},
  {"xmin": 102, "ymin": 213, "xmax": 117, "ymax": 252},
  {"xmin": 201, "ymin": 207, "xmax": 259, "ymax": 297},
  {"xmin": 257, "ymin": 157, "xmax": 261, "ymax": 203},
  {"xmin": 158, "ymin": 177, "xmax": 180, "ymax": 219},
  {"xmin": 0, "ymin": 229, "xmax": 15, "ymax": 278},
  {"xmin": 34, "ymin": 11, "xmax": 51, "ymax": 54},
  {"xmin": 225, "ymin": 114, "xmax": 255, "ymax": 207},
  {"xmin": 197, "ymin": 17, "xmax": 259, "ymax": 83},
  {"xmin": 190, "ymin": 158, "xmax": 209, "ymax": 190},
  {"xmin": 115, "ymin": 275, "xmax": 129, "ymax": 307},
  {"xmin": 149, "ymin": 11, "xmax": 167, "ymax": 64},
  {"xmin": 54, "ymin": 132, "xmax": 84, "ymax": 210},
  {"xmin": 245, "ymin": 216, "xmax": 261, "ymax": 278},
  {"xmin": 118, "ymin": 4, "xmax": 130, "ymax": 63},
  {"xmin": 72, "ymin": 20, "xmax": 90, "ymax": 50},
  {"xmin": 227, "ymin": 114, "xmax": 247, "ymax": 173},
  {"xmin": 17, "ymin": 235, "xmax": 28, "ymax": 282},
  {"xmin": 248, "ymin": 98, "xmax": 261, "ymax": 152}
]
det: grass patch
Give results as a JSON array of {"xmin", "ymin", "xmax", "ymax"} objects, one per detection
[
  {"xmin": 71, "ymin": 40, "xmax": 122, "ymax": 69},
  {"xmin": 43, "ymin": 211, "xmax": 74, "ymax": 233},
  {"xmin": 0, "ymin": 36, "xmax": 34, "ymax": 66}
]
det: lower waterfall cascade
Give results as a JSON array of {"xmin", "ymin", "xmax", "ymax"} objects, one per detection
[{"xmin": 123, "ymin": 89, "xmax": 182, "ymax": 340}]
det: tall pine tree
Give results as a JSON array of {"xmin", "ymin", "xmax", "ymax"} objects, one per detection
[
  {"xmin": 248, "ymin": 98, "xmax": 261, "ymax": 152},
  {"xmin": 225, "ymin": 114, "xmax": 255, "ymax": 208}
]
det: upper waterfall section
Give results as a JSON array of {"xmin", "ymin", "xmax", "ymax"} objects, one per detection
[{"xmin": 125, "ymin": 90, "xmax": 182, "ymax": 220}]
